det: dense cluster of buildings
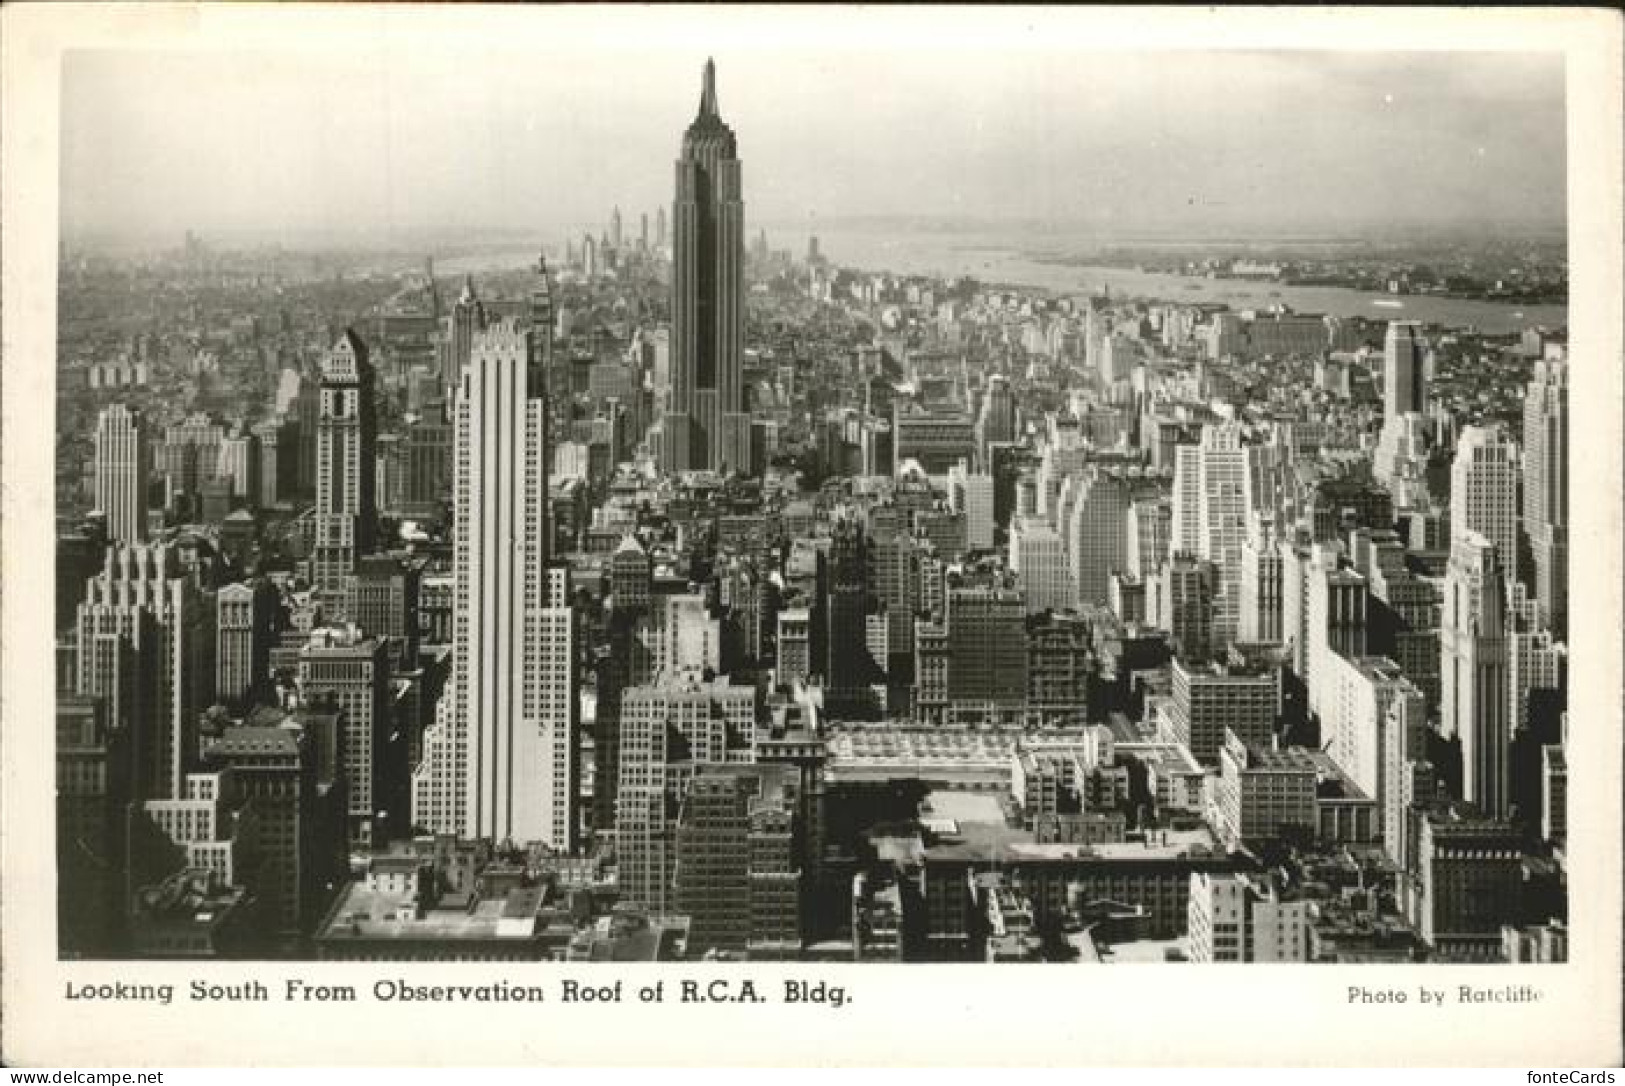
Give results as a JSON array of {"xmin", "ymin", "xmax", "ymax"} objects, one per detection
[{"xmin": 55, "ymin": 61, "xmax": 1568, "ymax": 964}]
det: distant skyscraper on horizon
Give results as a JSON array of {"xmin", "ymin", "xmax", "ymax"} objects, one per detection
[
  {"xmin": 664, "ymin": 59, "xmax": 750, "ymax": 474},
  {"xmin": 441, "ymin": 276, "xmax": 485, "ymax": 406},
  {"xmin": 312, "ymin": 331, "xmax": 376, "ymax": 598},
  {"xmin": 1383, "ymin": 321, "xmax": 1427, "ymax": 422},
  {"xmin": 94, "ymin": 403, "xmax": 150, "ymax": 545}
]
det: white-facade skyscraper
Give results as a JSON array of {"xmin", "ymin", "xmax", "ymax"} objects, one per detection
[
  {"xmin": 412, "ymin": 277, "xmax": 576, "ymax": 850},
  {"xmin": 1523, "ymin": 354, "xmax": 1568, "ymax": 635},
  {"xmin": 947, "ymin": 460, "xmax": 995, "ymax": 551},
  {"xmin": 1171, "ymin": 422, "xmax": 1256, "ymax": 645},
  {"xmin": 1449, "ymin": 425, "xmax": 1519, "ymax": 582},
  {"xmin": 1010, "ymin": 518, "xmax": 1073, "ymax": 614},
  {"xmin": 94, "ymin": 403, "xmax": 150, "ymax": 544}
]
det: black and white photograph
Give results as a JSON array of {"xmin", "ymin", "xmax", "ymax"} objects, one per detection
[{"xmin": 4, "ymin": 2, "xmax": 1621, "ymax": 1070}]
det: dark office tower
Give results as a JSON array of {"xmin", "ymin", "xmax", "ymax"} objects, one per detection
[
  {"xmin": 610, "ymin": 206, "xmax": 623, "ymax": 250},
  {"xmin": 528, "ymin": 257, "xmax": 555, "ymax": 567},
  {"xmin": 977, "ymin": 375, "xmax": 1017, "ymax": 450},
  {"xmin": 946, "ymin": 586, "xmax": 1028, "ymax": 707},
  {"xmin": 656, "ymin": 207, "xmax": 668, "ymax": 250},
  {"xmin": 1523, "ymin": 357, "xmax": 1568, "ymax": 636},
  {"xmin": 215, "ymin": 579, "xmax": 278, "ymax": 710},
  {"xmin": 292, "ymin": 379, "xmax": 320, "ymax": 499},
  {"xmin": 57, "ymin": 695, "xmax": 129, "ymax": 955},
  {"xmin": 298, "ymin": 628, "xmax": 393, "ymax": 846},
  {"xmin": 251, "ymin": 417, "xmax": 296, "ymax": 508},
  {"xmin": 205, "ymin": 724, "xmax": 340, "ymax": 943},
  {"xmin": 665, "ymin": 59, "xmax": 749, "ymax": 474},
  {"xmin": 425, "ymin": 256, "xmax": 440, "ymax": 323},
  {"xmin": 822, "ymin": 522, "xmax": 880, "ymax": 711},
  {"xmin": 402, "ymin": 411, "xmax": 453, "ymax": 520},
  {"xmin": 346, "ymin": 555, "xmax": 421, "ymax": 673},
  {"xmin": 640, "ymin": 212, "xmax": 650, "ymax": 251},
  {"xmin": 313, "ymin": 331, "xmax": 377, "ymax": 599}
]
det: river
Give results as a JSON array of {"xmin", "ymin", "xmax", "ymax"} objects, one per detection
[{"xmin": 806, "ymin": 227, "xmax": 1567, "ymax": 335}]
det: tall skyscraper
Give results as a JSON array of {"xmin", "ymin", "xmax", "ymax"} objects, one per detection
[
  {"xmin": 1441, "ymin": 531, "xmax": 1511, "ymax": 818},
  {"xmin": 1060, "ymin": 467, "xmax": 1134, "ymax": 606},
  {"xmin": 1383, "ymin": 321, "xmax": 1427, "ymax": 422},
  {"xmin": 411, "ymin": 266, "xmax": 574, "ymax": 851},
  {"xmin": 665, "ymin": 59, "xmax": 749, "ymax": 474},
  {"xmin": 610, "ymin": 206, "xmax": 623, "ymax": 250},
  {"xmin": 656, "ymin": 206, "xmax": 668, "ymax": 250},
  {"xmin": 94, "ymin": 404, "xmax": 150, "ymax": 545},
  {"xmin": 1449, "ymin": 424, "xmax": 1519, "ymax": 582},
  {"xmin": 977, "ymin": 374, "xmax": 1017, "ymax": 451},
  {"xmin": 1171, "ymin": 422, "xmax": 1257, "ymax": 645},
  {"xmin": 945, "ymin": 586, "xmax": 1028, "ymax": 706},
  {"xmin": 1523, "ymin": 356, "xmax": 1568, "ymax": 635},
  {"xmin": 298, "ymin": 627, "xmax": 393, "ymax": 846},
  {"xmin": 215, "ymin": 580, "xmax": 277, "ymax": 710},
  {"xmin": 312, "ymin": 331, "xmax": 377, "ymax": 598},
  {"xmin": 1237, "ymin": 514, "xmax": 1283, "ymax": 644},
  {"xmin": 1375, "ymin": 320, "xmax": 1432, "ymax": 486},
  {"xmin": 1010, "ymin": 519, "xmax": 1073, "ymax": 614},
  {"xmin": 74, "ymin": 542, "xmax": 215, "ymax": 801}
]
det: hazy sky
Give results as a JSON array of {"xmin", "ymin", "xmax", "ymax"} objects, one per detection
[{"xmin": 60, "ymin": 46, "xmax": 1566, "ymax": 243}]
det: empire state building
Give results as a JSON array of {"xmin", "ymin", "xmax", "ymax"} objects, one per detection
[{"xmin": 665, "ymin": 59, "xmax": 750, "ymax": 474}]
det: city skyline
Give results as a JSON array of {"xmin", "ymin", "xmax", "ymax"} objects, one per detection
[
  {"xmin": 41, "ymin": 25, "xmax": 1582, "ymax": 972},
  {"xmin": 60, "ymin": 47, "xmax": 1566, "ymax": 244}
]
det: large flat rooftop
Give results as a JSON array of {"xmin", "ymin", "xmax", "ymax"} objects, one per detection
[
  {"xmin": 316, "ymin": 883, "xmax": 548, "ymax": 943},
  {"xmin": 924, "ymin": 822, "xmax": 1224, "ymax": 864}
]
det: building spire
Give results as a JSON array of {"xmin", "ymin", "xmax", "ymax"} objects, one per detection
[{"xmin": 698, "ymin": 57, "xmax": 718, "ymax": 119}]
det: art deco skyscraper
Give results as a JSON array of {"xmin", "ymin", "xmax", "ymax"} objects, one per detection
[
  {"xmin": 1449, "ymin": 424, "xmax": 1519, "ymax": 582},
  {"xmin": 411, "ymin": 264, "xmax": 575, "ymax": 851},
  {"xmin": 312, "ymin": 330, "xmax": 376, "ymax": 597},
  {"xmin": 1523, "ymin": 356, "xmax": 1568, "ymax": 636},
  {"xmin": 94, "ymin": 404, "xmax": 150, "ymax": 545},
  {"xmin": 1374, "ymin": 321, "xmax": 1431, "ymax": 487},
  {"xmin": 1441, "ymin": 531, "xmax": 1510, "ymax": 818},
  {"xmin": 1171, "ymin": 422, "xmax": 1258, "ymax": 646},
  {"xmin": 665, "ymin": 59, "xmax": 750, "ymax": 474},
  {"xmin": 1383, "ymin": 320, "xmax": 1427, "ymax": 422}
]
